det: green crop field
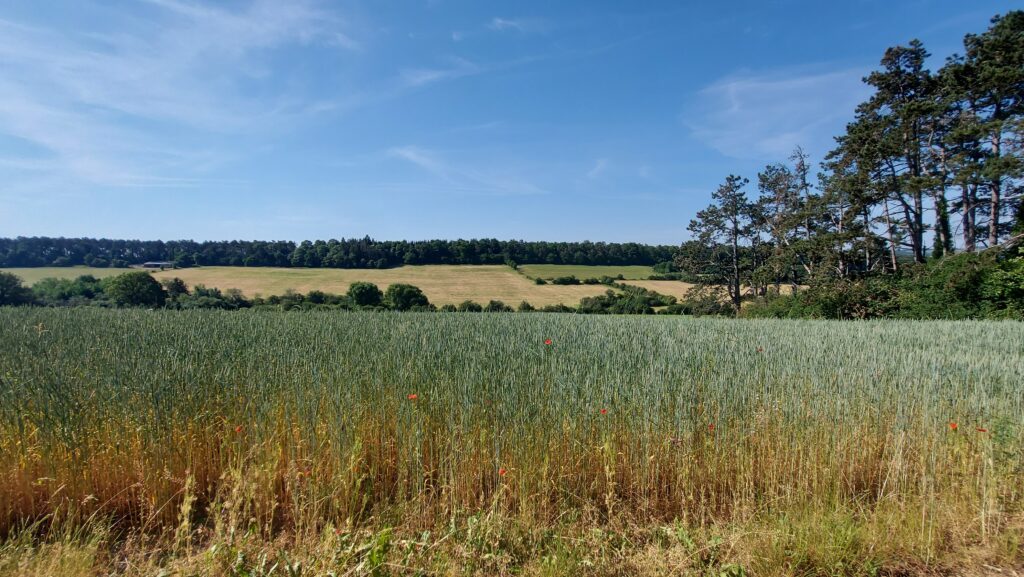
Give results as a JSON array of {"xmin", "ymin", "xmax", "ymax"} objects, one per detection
[
  {"xmin": 0, "ymin": 266, "xmax": 133, "ymax": 284},
  {"xmin": 517, "ymin": 264, "xmax": 656, "ymax": 280},
  {"xmin": 2, "ymin": 308, "xmax": 1022, "ymax": 575}
]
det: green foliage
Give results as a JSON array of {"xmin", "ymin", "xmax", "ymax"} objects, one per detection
[
  {"xmin": 516, "ymin": 300, "xmax": 535, "ymax": 312},
  {"xmin": 103, "ymin": 271, "xmax": 167, "ymax": 308},
  {"xmin": 682, "ymin": 12, "xmax": 1024, "ymax": 312},
  {"xmin": 534, "ymin": 277, "xmax": 547, "ymax": 285},
  {"xmin": 743, "ymin": 247, "xmax": 1024, "ymax": 319},
  {"xmin": 576, "ymin": 285, "xmax": 677, "ymax": 315},
  {"xmin": 0, "ymin": 272, "xmax": 33, "ymax": 306},
  {"xmin": 161, "ymin": 277, "xmax": 189, "ymax": 299},
  {"xmin": 457, "ymin": 300, "xmax": 483, "ymax": 312},
  {"xmin": 681, "ymin": 175, "xmax": 756, "ymax": 313},
  {"xmin": 347, "ymin": 282, "xmax": 383, "ymax": 308},
  {"xmin": 680, "ymin": 286, "xmax": 736, "ymax": 317},
  {"xmin": 484, "ymin": 299, "xmax": 512, "ymax": 312},
  {"xmin": 539, "ymin": 303, "xmax": 575, "ymax": 313},
  {"xmin": 549, "ymin": 275, "xmax": 580, "ymax": 285},
  {"xmin": 1, "ymin": 237, "xmax": 677, "ymax": 269},
  {"xmin": 652, "ymin": 261, "xmax": 678, "ymax": 274},
  {"xmin": 979, "ymin": 247, "xmax": 1024, "ymax": 318},
  {"xmin": 174, "ymin": 284, "xmax": 252, "ymax": 310},
  {"xmin": 384, "ymin": 283, "xmax": 430, "ymax": 311},
  {"xmin": 31, "ymin": 275, "xmax": 105, "ymax": 306}
]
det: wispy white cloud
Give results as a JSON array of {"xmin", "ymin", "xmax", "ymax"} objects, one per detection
[
  {"xmin": 399, "ymin": 57, "xmax": 481, "ymax": 87},
  {"xmin": 388, "ymin": 145, "xmax": 546, "ymax": 196},
  {"xmin": 0, "ymin": 0, "xmax": 357, "ymax": 187},
  {"xmin": 684, "ymin": 66, "xmax": 872, "ymax": 160},
  {"xmin": 586, "ymin": 158, "xmax": 608, "ymax": 179},
  {"xmin": 487, "ymin": 17, "xmax": 548, "ymax": 34}
]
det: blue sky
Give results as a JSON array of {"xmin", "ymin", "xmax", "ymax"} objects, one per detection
[{"xmin": 0, "ymin": 0, "xmax": 1012, "ymax": 244}]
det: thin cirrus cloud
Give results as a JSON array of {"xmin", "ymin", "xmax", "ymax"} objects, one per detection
[
  {"xmin": 451, "ymin": 16, "xmax": 548, "ymax": 44},
  {"xmin": 398, "ymin": 57, "xmax": 483, "ymax": 88},
  {"xmin": 684, "ymin": 67, "xmax": 872, "ymax": 161},
  {"xmin": 0, "ymin": 0, "xmax": 353, "ymax": 188},
  {"xmin": 388, "ymin": 145, "xmax": 547, "ymax": 197},
  {"xmin": 586, "ymin": 158, "xmax": 609, "ymax": 179},
  {"xmin": 488, "ymin": 17, "xmax": 549, "ymax": 34}
]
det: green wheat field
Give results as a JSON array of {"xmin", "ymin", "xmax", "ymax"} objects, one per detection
[{"xmin": 1, "ymin": 308, "xmax": 1022, "ymax": 575}]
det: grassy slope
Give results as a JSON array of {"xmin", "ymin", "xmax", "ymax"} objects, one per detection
[
  {"xmin": 152, "ymin": 265, "xmax": 614, "ymax": 306},
  {"xmin": 0, "ymin": 267, "xmax": 132, "ymax": 284},
  {"xmin": 517, "ymin": 264, "xmax": 655, "ymax": 280}
]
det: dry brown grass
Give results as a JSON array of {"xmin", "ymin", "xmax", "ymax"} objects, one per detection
[{"xmin": 152, "ymin": 265, "xmax": 614, "ymax": 306}]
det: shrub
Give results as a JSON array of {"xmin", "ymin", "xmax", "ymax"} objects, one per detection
[
  {"xmin": 0, "ymin": 272, "xmax": 33, "ymax": 306},
  {"xmin": 385, "ymin": 284, "xmax": 430, "ymax": 311},
  {"xmin": 550, "ymin": 276, "xmax": 580, "ymax": 285},
  {"xmin": 540, "ymin": 303, "xmax": 576, "ymax": 312},
  {"xmin": 347, "ymin": 282, "xmax": 383, "ymax": 308},
  {"xmin": 484, "ymin": 300, "xmax": 513, "ymax": 312},
  {"xmin": 103, "ymin": 272, "xmax": 167, "ymax": 308}
]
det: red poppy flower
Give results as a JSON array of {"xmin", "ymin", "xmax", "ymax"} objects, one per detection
[
  {"xmin": 544, "ymin": 339, "xmax": 552, "ymax": 345},
  {"xmin": 708, "ymin": 423, "xmax": 715, "ymax": 432},
  {"xmin": 498, "ymin": 468, "xmax": 507, "ymax": 476},
  {"xmin": 976, "ymin": 427, "xmax": 987, "ymax": 433},
  {"xmin": 407, "ymin": 394, "xmax": 418, "ymax": 400},
  {"xmin": 948, "ymin": 422, "xmax": 958, "ymax": 431},
  {"xmin": 234, "ymin": 424, "xmax": 244, "ymax": 433},
  {"xmin": 756, "ymin": 347, "xmax": 764, "ymax": 353},
  {"xmin": 600, "ymin": 408, "xmax": 608, "ymax": 415}
]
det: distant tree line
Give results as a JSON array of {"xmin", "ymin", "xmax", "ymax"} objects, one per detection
[
  {"xmin": 679, "ymin": 11, "xmax": 1024, "ymax": 319},
  {"xmin": 0, "ymin": 237, "xmax": 676, "ymax": 269}
]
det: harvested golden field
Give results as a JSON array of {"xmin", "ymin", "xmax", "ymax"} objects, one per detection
[
  {"xmin": 621, "ymin": 279, "xmax": 697, "ymax": 300},
  {"xmin": 152, "ymin": 265, "xmax": 613, "ymax": 306}
]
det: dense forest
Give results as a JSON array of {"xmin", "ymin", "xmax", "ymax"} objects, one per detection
[
  {"xmin": 0, "ymin": 237, "xmax": 676, "ymax": 268},
  {"xmin": 679, "ymin": 11, "xmax": 1024, "ymax": 319}
]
